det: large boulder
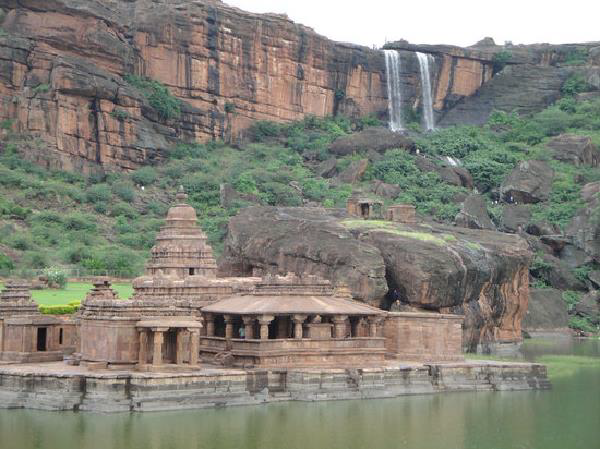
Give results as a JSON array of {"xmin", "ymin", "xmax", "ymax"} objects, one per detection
[
  {"xmin": 329, "ymin": 128, "xmax": 415, "ymax": 156},
  {"xmin": 501, "ymin": 204, "xmax": 531, "ymax": 233},
  {"xmin": 500, "ymin": 160, "xmax": 554, "ymax": 204},
  {"xmin": 222, "ymin": 206, "xmax": 532, "ymax": 350},
  {"xmin": 574, "ymin": 291, "xmax": 600, "ymax": 326},
  {"xmin": 532, "ymin": 254, "xmax": 587, "ymax": 291},
  {"xmin": 220, "ymin": 207, "xmax": 388, "ymax": 305},
  {"xmin": 547, "ymin": 134, "xmax": 600, "ymax": 167},
  {"xmin": 455, "ymin": 194, "xmax": 495, "ymax": 230},
  {"xmin": 368, "ymin": 180, "xmax": 401, "ymax": 199},
  {"xmin": 336, "ymin": 159, "xmax": 369, "ymax": 183},
  {"xmin": 414, "ymin": 156, "xmax": 474, "ymax": 188},
  {"xmin": 522, "ymin": 289, "xmax": 569, "ymax": 333}
]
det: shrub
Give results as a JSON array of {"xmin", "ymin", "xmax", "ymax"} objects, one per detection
[
  {"xmin": 85, "ymin": 183, "xmax": 111, "ymax": 204},
  {"xmin": 63, "ymin": 212, "xmax": 97, "ymax": 231},
  {"xmin": 568, "ymin": 316, "xmax": 596, "ymax": 333},
  {"xmin": 563, "ymin": 48, "xmax": 589, "ymax": 66},
  {"xmin": 124, "ymin": 75, "xmax": 181, "ymax": 121},
  {"xmin": 44, "ymin": 266, "xmax": 67, "ymax": 289},
  {"xmin": 492, "ymin": 50, "xmax": 512, "ymax": 74},
  {"xmin": 131, "ymin": 166, "xmax": 158, "ymax": 186},
  {"xmin": 111, "ymin": 181, "xmax": 135, "ymax": 202},
  {"xmin": 248, "ymin": 120, "xmax": 283, "ymax": 141},
  {"xmin": 561, "ymin": 74, "xmax": 590, "ymax": 96},
  {"xmin": 32, "ymin": 83, "xmax": 50, "ymax": 94},
  {"xmin": 21, "ymin": 251, "xmax": 49, "ymax": 268},
  {"xmin": 39, "ymin": 304, "xmax": 80, "ymax": 315},
  {"xmin": 0, "ymin": 253, "xmax": 14, "ymax": 270},
  {"xmin": 110, "ymin": 109, "xmax": 129, "ymax": 121},
  {"xmin": 224, "ymin": 101, "xmax": 236, "ymax": 113},
  {"xmin": 562, "ymin": 290, "xmax": 582, "ymax": 312}
]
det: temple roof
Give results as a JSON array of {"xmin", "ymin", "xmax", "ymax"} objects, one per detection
[{"xmin": 203, "ymin": 273, "xmax": 383, "ymax": 316}]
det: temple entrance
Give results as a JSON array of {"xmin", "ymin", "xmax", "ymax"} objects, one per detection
[
  {"xmin": 360, "ymin": 203, "xmax": 370, "ymax": 218},
  {"xmin": 36, "ymin": 327, "xmax": 47, "ymax": 351},
  {"xmin": 164, "ymin": 330, "xmax": 177, "ymax": 364}
]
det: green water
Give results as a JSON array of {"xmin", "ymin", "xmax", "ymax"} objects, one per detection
[{"xmin": 1, "ymin": 338, "xmax": 598, "ymax": 449}]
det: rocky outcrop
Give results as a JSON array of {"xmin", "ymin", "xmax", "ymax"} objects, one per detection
[
  {"xmin": 329, "ymin": 127, "xmax": 415, "ymax": 156},
  {"xmin": 414, "ymin": 157, "xmax": 474, "ymax": 188},
  {"xmin": 522, "ymin": 288, "xmax": 569, "ymax": 333},
  {"xmin": 502, "ymin": 204, "xmax": 531, "ymax": 233},
  {"xmin": 221, "ymin": 206, "xmax": 532, "ymax": 350},
  {"xmin": 565, "ymin": 181, "xmax": 600, "ymax": 263},
  {"xmin": 455, "ymin": 194, "xmax": 495, "ymax": 230},
  {"xmin": 547, "ymin": 134, "xmax": 600, "ymax": 167},
  {"xmin": 574, "ymin": 291, "xmax": 600, "ymax": 325},
  {"xmin": 500, "ymin": 160, "xmax": 554, "ymax": 204}
]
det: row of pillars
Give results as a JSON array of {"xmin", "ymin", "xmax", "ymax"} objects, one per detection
[
  {"xmin": 204, "ymin": 314, "xmax": 383, "ymax": 340},
  {"xmin": 138, "ymin": 327, "xmax": 200, "ymax": 366}
]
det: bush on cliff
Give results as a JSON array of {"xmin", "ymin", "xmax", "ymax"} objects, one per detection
[{"xmin": 124, "ymin": 75, "xmax": 181, "ymax": 121}]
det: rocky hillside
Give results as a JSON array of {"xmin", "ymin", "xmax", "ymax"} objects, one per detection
[{"xmin": 1, "ymin": 0, "xmax": 598, "ymax": 172}]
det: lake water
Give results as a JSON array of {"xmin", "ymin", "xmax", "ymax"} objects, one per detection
[{"xmin": 1, "ymin": 338, "xmax": 598, "ymax": 449}]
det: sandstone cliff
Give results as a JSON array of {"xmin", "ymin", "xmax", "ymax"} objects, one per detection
[
  {"xmin": 2, "ymin": 0, "xmax": 595, "ymax": 172},
  {"xmin": 221, "ymin": 206, "xmax": 532, "ymax": 351}
]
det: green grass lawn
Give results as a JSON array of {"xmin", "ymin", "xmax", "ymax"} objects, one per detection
[{"xmin": 0, "ymin": 281, "xmax": 133, "ymax": 305}]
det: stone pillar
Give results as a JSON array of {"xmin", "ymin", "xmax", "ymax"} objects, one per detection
[
  {"xmin": 224, "ymin": 315, "xmax": 234, "ymax": 339},
  {"xmin": 138, "ymin": 330, "xmax": 148, "ymax": 365},
  {"xmin": 189, "ymin": 328, "xmax": 199, "ymax": 366},
  {"xmin": 292, "ymin": 315, "xmax": 307, "ymax": 339},
  {"xmin": 176, "ymin": 329, "xmax": 185, "ymax": 365},
  {"xmin": 242, "ymin": 316, "xmax": 255, "ymax": 339},
  {"xmin": 333, "ymin": 315, "xmax": 348, "ymax": 339},
  {"xmin": 199, "ymin": 316, "xmax": 207, "ymax": 337},
  {"xmin": 259, "ymin": 315, "xmax": 274, "ymax": 340},
  {"xmin": 368, "ymin": 317, "xmax": 381, "ymax": 337},
  {"xmin": 152, "ymin": 328, "xmax": 166, "ymax": 366},
  {"xmin": 205, "ymin": 314, "xmax": 215, "ymax": 337}
]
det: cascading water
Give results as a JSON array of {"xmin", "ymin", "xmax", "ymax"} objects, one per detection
[
  {"xmin": 384, "ymin": 50, "xmax": 403, "ymax": 132},
  {"xmin": 416, "ymin": 52, "xmax": 435, "ymax": 131}
]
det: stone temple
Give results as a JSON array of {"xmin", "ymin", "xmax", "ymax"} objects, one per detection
[
  {"xmin": 0, "ymin": 189, "xmax": 551, "ymax": 411},
  {"xmin": 73, "ymin": 188, "xmax": 465, "ymax": 370}
]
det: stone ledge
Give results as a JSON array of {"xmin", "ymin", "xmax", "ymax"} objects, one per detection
[{"xmin": 0, "ymin": 360, "xmax": 551, "ymax": 412}]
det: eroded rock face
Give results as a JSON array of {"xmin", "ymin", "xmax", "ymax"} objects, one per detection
[
  {"xmin": 500, "ymin": 160, "xmax": 554, "ymax": 204},
  {"xmin": 455, "ymin": 194, "xmax": 495, "ymax": 230},
  {"xmin": 522, "ymin": 289, "xmax": 569, "ymax": 332},
  {"xmin": 1, "ymin": 1, "xmax": 593, "ymax": 172},
  {"xmin": 547, "ymin": 134, "xmax": 600, "ymax": 167},
  {"xmin": 329, "ymin": 128, "xmax": 415, "ymax": 156},
  {"xmin": 566, "ymin": 181, "xmax": 600, "ymax": 263},
  {"xmin": 221, "ymin": 206, "xmax": 532, "ymax": 350}
]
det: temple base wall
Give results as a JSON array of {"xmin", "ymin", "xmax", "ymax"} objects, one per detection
[
  {"xmin": 384, "ymin": 312, "xmax": 464, "ymax": 362},
  {"xmin": 0, "ymin": 361, "xmax": 550, "ymax": 413}
]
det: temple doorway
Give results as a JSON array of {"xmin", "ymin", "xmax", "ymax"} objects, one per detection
[
  {"xmin": 164, "ymin": 329, "xmax": 177, "ymax": 364},
  {"xmin": 36, "ymin": 327, "xmax": 47, "ymax": 351}
]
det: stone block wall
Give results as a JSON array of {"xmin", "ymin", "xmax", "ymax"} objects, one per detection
[{"xmin": 384, "ymin": 312, "xmax": 464, "ymax": 362}]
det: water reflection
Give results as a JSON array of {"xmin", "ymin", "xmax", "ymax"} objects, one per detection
[{"xmin": 1, "ymin": 338, "xmax": 598, "ymax": 449}]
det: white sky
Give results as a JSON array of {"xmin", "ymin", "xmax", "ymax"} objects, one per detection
[{"xmin": 225, "ymin": 0, "xmax": 600, "ymax": 48}]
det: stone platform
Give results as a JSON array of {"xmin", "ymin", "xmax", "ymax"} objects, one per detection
[{"xmin": 0, "ymin": 360, "xmax": 550, "ymax": 413}]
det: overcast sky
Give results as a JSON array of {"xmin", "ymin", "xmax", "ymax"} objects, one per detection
[{"xmin": 226, "ymin": 0, "xmax": 599, "ymax": 48}]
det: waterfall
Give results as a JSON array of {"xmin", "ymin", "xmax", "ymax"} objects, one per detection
[
  {"xmin": 384, "ymin": 50, "xmax": 403, "ymax": 132},
  {"xmin": 416, "ymin": 52, "xmax": 435, "ymax": 131}
]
